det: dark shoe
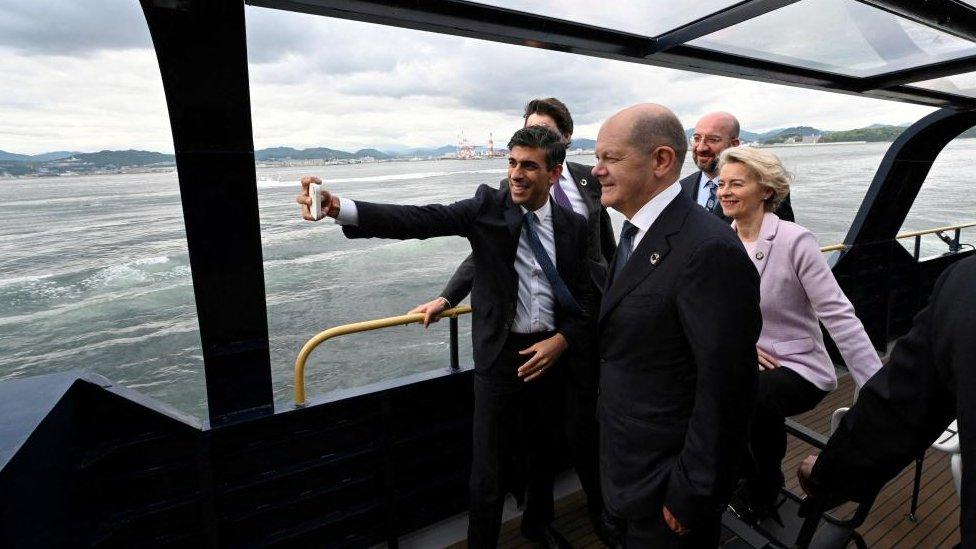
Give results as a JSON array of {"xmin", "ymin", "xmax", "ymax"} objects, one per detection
[
  {"xmin": 592, "ymin": 509, "xmax": 624, "ymax": 548},
  {"xmin": 522, "ymin": 526, "xmax": 573, "ymax": 549}
]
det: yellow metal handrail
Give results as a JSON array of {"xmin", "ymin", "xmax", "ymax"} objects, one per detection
[
  {"xmin": 819, "ymin": 221, "xmax": 976, "ymax": 253},
  {"xmin": 294, "ymin": 305, "xmax": 472, "ymax": 406},
  {"xmin": 294, "ymin": 223, "xmax": 972, "ymax": 405}
]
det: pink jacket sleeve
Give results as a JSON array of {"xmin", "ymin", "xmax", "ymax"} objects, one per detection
[{"xmin": 791, "ymin": 231, "xmax": 883, "ymax": 386}]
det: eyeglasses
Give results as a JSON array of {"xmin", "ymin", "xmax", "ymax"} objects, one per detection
[{"xmin": 691, "ymin": 135, "xmax": 727, "ymax": 145}]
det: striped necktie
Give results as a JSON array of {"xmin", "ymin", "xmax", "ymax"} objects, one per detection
[{"xmin": 705, "ymin": 179, "xmax": 718, "ymax": 211}]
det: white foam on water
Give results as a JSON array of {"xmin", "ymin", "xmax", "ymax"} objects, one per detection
[{"xmin": 0, "ymin": 273, "xmax": 54, "ymax": 288}]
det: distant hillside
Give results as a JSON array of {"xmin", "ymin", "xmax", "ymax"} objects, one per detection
[
  {"xmin": 0, "ymin": 150, "xmax": 31, "ymax": 162},
  {"xmin": 353, "ymin": 148, "xmax": 393, "ymax": 160},
  {"xmin": 572, "ymin": 138, "xmax": 596, "ymax": 150},
  {"xmin": 819, "ymin": 125, "xmax": 904, "ymax": 143},
  {"xmin": 73, "ymin": 150, "xmax": 174, "ymax": 167},
  {"xmin": 31, "ymin": 151, "xmax": 78, "ymax": 162},
  {"xmin": 255, "ymin": 147, "xmax": 355, "ymax": 161}
]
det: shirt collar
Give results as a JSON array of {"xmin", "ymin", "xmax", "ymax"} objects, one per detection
[
  {"xmin": 520, "ymin": 195, "xmax": 553, "ymax": 222},
  {"xmin": 560, "ymin": 161, "xmax": 574, "ymax": 186},
  {"xmin": 698, "ymin": 171, "xmax": 716, "ymax": 187},
  {"xmin": 627, "ymin": 182, "xmax": 682, "ymax": 233}
]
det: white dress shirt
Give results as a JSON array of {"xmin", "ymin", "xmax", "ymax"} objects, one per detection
[
  {"xmin": 697, "ymin": 171, "xmax": 717, "ymax": 208},
  {"xmin": 624, "ymin": 182, "xmax": 682, "ymax": 252},
  {"xmin": 557, "ymin": 161, "xmax": 589, "ymax": 217},
  {"xmin": 332, "ymin": 196, "xmax": 559, "ymax": 334}
]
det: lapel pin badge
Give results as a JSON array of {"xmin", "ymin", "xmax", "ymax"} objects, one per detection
[
  {"xmin": 650, "ymin": 252, "xmax": 661, "ymax": 265},
  {"xmin": 755, "ymin": 251, "xmax": 764, "ymax": 260},
  {"xmin": 580, "ymin": 178, "xmax": 588, "ymax": 186}
]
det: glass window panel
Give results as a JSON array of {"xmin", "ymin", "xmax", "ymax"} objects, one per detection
[
  {"xmin": 910, "ymin": 71, "xmax": 976, "ymax": 98},
  {"xmin": 469, "ymin": 1, "xmax": 742, "ymax": 37},
  {"xmin": 689, "ymin": 0, "xmax": 976, "ymax": 77}
]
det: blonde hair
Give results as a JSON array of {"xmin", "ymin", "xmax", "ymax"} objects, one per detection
[{"xmin": 716, "ymin": 146, "xmax": 793, "ymax": 212}]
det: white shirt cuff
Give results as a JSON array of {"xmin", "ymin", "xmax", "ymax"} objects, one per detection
[{"xmin": 334, "ymin": 197, "xmax": 359, "ymax": 226}]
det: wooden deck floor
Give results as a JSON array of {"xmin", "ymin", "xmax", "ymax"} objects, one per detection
[{"xmin": 494, "ymin": 374, "xmax": 961, "ymax": 548}]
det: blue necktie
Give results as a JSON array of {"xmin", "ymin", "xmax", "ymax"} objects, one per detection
[
  {"xmin": 611, "ymin": 221, "xmax": 639, "ymax": 284},
  {"xmin": 522, "ymin": 212, "xmax": 583, "ymax": 315},
  {"xmin": 704, "ymin": 180, "xmax": 718, "ymax": 211},
  {"xmin": 551, "ymin": 181, "xmax": 573, "ymax": 212}
]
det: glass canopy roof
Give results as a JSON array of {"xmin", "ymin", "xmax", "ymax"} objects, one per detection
[
  {"xmin": 253, "ymin": 0, "xmax": 976, "ymax": 108},
  {"xmin": 468, "ymin": 0, "xmax": 744, "ymax": 38},
  {"xmin": 910, "ymin": 71, "xmax": 976, "ymax": 99},
  {"xmin": 688, "ymin": 0, "xmax": 976, "ymax": 77}
]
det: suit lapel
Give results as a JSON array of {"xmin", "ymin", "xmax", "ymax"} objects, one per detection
[
  {"xmin": 752, "ymin": 213, "xmax": 779, "ymax": 278},
  {"xmin": 551, "ymin": 199, "xmax": 574, "ymax": 281},
  {"xmin": 567, "ymin": 162, "xmax": 600, "ymax": 216},
  {"xmin": 503, "ymin": 193, "xmax": 524, "ymax": 238},
  {"xmin": 599, "ymin": 197, "xmax": 690, "ymax": 323},
  {"xmin": 679, "ymin": 171, "xmax": 701, "ymax": 201}
]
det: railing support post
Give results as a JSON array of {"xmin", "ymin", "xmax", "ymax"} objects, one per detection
[
  {"xmin": 449, "ymin": 317, "xmax": 460, "ymax": 371},
  {"xmin": 914, "ymin": 235, "xmax": 921, "ymax": 260}
]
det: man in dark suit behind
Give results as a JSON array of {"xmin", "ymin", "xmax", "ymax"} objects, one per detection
[
  {"xmin": 680, "ymin": 111, "xmax": 794, "ymax": 223},
  {"xmin": 798, "ymin": 256, "xmax": 976, "ymax": 547},
  {"xmin": 297, "ymin": 126, "xmax": 595, "ymax": 548},
  {"xmin": 409, "ymin": 98, "xmax": 614, "ymax": 531},
  {"xmin": 594, "ymin": 104, "xmax": 762, "ymax": 546}
]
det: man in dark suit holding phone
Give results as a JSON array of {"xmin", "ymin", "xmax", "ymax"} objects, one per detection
[
  {"xmin": 409, "ymin": 98, "xmax": 615, "ymax": 535},
  {"xmin": 594, "ymin": 104, "xmax": 761, "ymax": 546},
  {"xmin": 297, "ymin": 126, "xmax": 595, "ymax": 548}
]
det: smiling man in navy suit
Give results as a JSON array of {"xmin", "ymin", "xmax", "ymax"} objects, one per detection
[
  {"xmin": 594, "ymin": 104, "xmax": 762, "ymax": 546},
  {"xmin": 297, "ymin": 126, "xmax": 595, "ymax": 548},
  {"xmin": 409, "ymin": 97, "xmax": 615, "ymax": 538}
]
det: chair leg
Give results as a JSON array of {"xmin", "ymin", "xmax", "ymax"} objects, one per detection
[{"xmin": 907, "ymin": 456, "xmax": 923, "ymax": 522}]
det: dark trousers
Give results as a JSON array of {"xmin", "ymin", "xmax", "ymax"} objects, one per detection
[
  {"xmin": 467, "ymin": 331, "xmax": 562, "ymax": 549},
  {"xmin": 623, "ymin": 512, "xmax": 721, "ymax": 548},
  {"xmin": 744, "ymin": 367, "xmax": 828, "ymax": 506},
  {"xmin": 564, "ymin": 351, "xmax": 602, "ymax": 518}
]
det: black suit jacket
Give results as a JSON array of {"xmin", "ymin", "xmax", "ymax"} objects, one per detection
[
  {"xmin": 597, "ymin": 192, "xmax": 762, "ymax": 530},
  {"xmin": 811, "ymin": 256, "xmax": 976, "ymax": 546},
  {"xmin": 440, "ymin": 162, "xmax": 615, "ymax": 306},
  {"xmin": 679, "ymin": 170, "xmax": 795, "ymax": 223},
  {"xmin": 342, "ymin": 184, "xmax": 596, "ymax": 370}
]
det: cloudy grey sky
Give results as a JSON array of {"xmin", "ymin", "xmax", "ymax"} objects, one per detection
[{"xmin": 0, "ymin": 0, "xmax": 939, "ymax": 155}]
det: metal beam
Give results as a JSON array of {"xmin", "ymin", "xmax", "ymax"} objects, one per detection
[
  {"xmin": 648, "ymin": 0, "xmax": 800, "ymax": 54},
  {"xmin": 858, "ymin": 0, "xmax": 976, "ymax": 44},
  {"xmin": 247, "ymin": 0, "xmax": 976, "ymax": 109},
  {"xmin": 858, "ymin": 53, "xmax": 976, "ymax": 91},
  {"xmin": 141, "ymin": 0, "xmax": 274, "ymax": 426}
]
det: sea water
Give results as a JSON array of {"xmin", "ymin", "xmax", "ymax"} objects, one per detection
[{"xmin": 1, "ymin": 140, "xmax": 973, "ymax": 418}]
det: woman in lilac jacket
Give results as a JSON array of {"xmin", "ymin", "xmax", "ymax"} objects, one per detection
[{"xmin": 715, "ymin": 146, "xmax": 883, "ymax": 518}]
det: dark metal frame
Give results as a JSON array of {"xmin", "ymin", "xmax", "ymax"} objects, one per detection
[{"xmin": 6, "ymin": 0, "xmax": 976, "ymax": 546}]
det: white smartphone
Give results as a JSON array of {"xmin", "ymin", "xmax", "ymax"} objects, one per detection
[{"xmin": 309, "ymin": 183, "xmax": 322, "ymax": 219}]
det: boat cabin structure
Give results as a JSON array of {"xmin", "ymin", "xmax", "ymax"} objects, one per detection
[{"xmin": 2, "ymin": 0, "xmax": 976, "ymax": 547}]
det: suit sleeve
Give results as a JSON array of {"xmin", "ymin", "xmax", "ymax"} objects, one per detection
[
  {"xmin": 665, "ymin": 237, "xmax": 762, "ymax": 531},
  {"xmin": 555, "ymin": 219, "xmax": 597, "ymax": 349},
  {"xmin": 775, "ymin": 193, "xmax": 795, "ymax": 222},
  {"xmin": 342, "ymin": 185, "xmax": 488, "ymax": 241},
  {"xmin": 436, "ymin": 179, "xmax": 510, "ymax": 305},
  {"xmin": 792, "ymin": 230, "xmax": 882, "ymax": 386},
  {"xmin": 440, "ymin": 253, "xmax": 474, "ymax": 306},
  {"xmin": 810, "ymin": 265, "xmax": 956, "ymax": 504},
  {"xmin": 599, "ymin": 206, "xmax": 616, "ymax": 265}
]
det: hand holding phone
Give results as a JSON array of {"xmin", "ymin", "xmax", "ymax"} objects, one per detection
[{"xmin": 309, "ymin": 183, "xmax": 323, "ymax": 220}]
